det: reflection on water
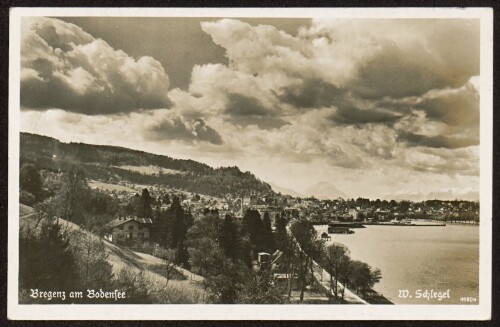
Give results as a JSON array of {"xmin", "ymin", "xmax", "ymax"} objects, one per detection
[{"xmin": 314, "ymin": 225, "xmax": 479, "ymax": 304}]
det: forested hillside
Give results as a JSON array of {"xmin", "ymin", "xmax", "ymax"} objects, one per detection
[{"xmin": 20, "ymin": 133, "xmax": 273, "ymax": 197}]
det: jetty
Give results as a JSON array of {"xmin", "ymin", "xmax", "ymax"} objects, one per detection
[{"xmin": 366, "ymin": 219, "xmax": 445, "ymax": 227}]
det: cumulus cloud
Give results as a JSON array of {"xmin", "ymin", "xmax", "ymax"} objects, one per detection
[
  {"xmin": 144, "ymin": 115, "xmax": 223, "ymax": 145},
  {"xmin": 278, "ymin": 78, "xmax": 344, "ymax": 109},
  {"xmin": 20, "ymin": 17, "xmax": 480, "ymax": 197},
  {"xmin": 305, "ymin": 19, "xmax": 479, "ymax": 97},
  {"xmin": 22, "ymin": 108, "xmax": 223, "ymax": 147},
  {"xmin": 389, "ymin": 82, "xmax": 480, "ymax": 149},
  {"xmin": 162, "ymin": 18, "xmax": 480, "ymax": 178},
  {"xmin": 21, "ymin": 17, "xmax": 171, "ymax": 114},
  {"xmin": 225, "ymin": 93, "xmax": 272, "ymax": 116}
]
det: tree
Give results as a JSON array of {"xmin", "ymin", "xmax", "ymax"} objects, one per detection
[
  {"xmin": 155, "ymin": 247, "xmax": 180, "ymax": 288},
  {"xmin": 71, "ymin": 230, "xmax": 114, "ymax": 289},
  {"xmin": 274, "ymin": 215, "xmax": 296, "ymax": 299},
  {"xmin": 19, "ymin": 221, "xmax": 78, "ymax": 295},
  {"xmin": 176, "ymin": 240, "xmax": 190, "ymax": 269},
  {"xmin": 155, "ymin": 195, "xmax": 188, "ymax": 249},
  {"xmin": 241, "ymin": 209, "xmax": 262, "ymax": 257},
  {"xmin": 348, "ymin": 260, "xmax": 382, "ymax": 297},
  {"xmin": 60, "ymin": 166, "xmax": 88, "ymax": 223},
  {"xmin": 274, "ymin": 213, "xmax": 288, "ymax": 251},
  {"xmin": 32, "ymin": 197, "xmax": 59, "ymax": 228},
  {"xmin": 238, "ymin": 268, "xmax": 285, "ymax": 304},
  {"xmin": 219, "ymin": 214, "xmax": 240, "ymax": 262},
  {"xmin": 114, "ymin": 268, "xmax": 152, "ymax": 304},
  {"xmin": 139, "ymin": 188, "xmax": 154, "ymax": 218},
  {"xmin": 170, "ymin": 195, "xmax": 187, "ymax": 248},
  {"xmin": 257, "ymin": 212, "xmax": 275, "ymax": 253},
  {"xmin": 322, "ymin": 243, "xmax": 351, "ymax": 298},
  {"xmin": 155, "ymin": 209, "xmax": 174, "ymax": 248},
  {"xmin": 186, "ymin": 213, "xmax": 223, "ymax": 276},
  {"xmin": 188, "ymin": 237, "xmax": 220, "ymax": 276},
  {"xmin": 203, "ymin": 257, "xmax": 248, "ymax": 304},
  {"xmin": 290, "ymin": 220, "xmax": 324, "ymax": 302},
  {"xmin": 20, "ymin": 190, "xmax": 36, "ymax": 206},
  {"xmin": 184, "ymin": 210, "xmax": 194, "ymax": 230},
  {"xmin": 20, "ymin": 163, "xmax": 43, "ymax": 200},
  {"xmin": 218, "ymin": 214, "xmax": 251, "ymax": 265}
]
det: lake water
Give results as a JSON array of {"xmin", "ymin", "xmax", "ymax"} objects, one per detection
[{"xmin": 314, "ymin": 225, "xmax": 479, "ymax": 304}]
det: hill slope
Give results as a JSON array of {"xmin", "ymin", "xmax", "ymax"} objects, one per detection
[
  {"xmin": 20, "ymin": 133, "xmax": 273, "ymax": 198},
  {"xmin": 20, "ymin": 206, "xmax": 205, "ymax": 303}
]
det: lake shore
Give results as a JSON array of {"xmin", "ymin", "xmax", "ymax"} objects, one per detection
[{"xmin": 314, "ymin": 224, "xmax": 479, "ymax": 304}]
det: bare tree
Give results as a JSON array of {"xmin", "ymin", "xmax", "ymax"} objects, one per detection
[
  {"xmin": 70, "ymin": 229, "xmax": 114, "ymax": 289},
  {"xmin": 323, "ymin": 243, "xmax": 351, "ymax": 298},
  {"xmin": 33, "ymin": 198, "xmax": 58, "ymax": 228},
  {"xmin": 156, "ymin": 247, "xmax": 179, "ymax": 288},
  {"xmin": 290, "ymin": 220, "xmax": 324, "ymax": 303}
]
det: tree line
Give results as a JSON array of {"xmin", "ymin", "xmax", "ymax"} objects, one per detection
[{"xmin": 276, "ymin": 219, "xmax": 383, "ymax": 303}]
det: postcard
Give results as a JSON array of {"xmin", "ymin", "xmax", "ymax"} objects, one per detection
[{"xmin": 7, "ymin": 7, "xmax": 493, "ymax": 320}]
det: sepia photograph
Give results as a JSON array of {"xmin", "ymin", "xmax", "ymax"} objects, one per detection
[{"xmin": 8, "ymin": 7, "xmax": 493, "ymax": 320}]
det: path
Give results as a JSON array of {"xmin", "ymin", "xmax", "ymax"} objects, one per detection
[{"xmin": 286, "ymin": 224, "xmax": 368, "ymax": 305}]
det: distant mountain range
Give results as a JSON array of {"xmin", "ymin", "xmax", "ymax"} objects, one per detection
[
  {"xmin": 383, "ymin": 188, "xmax": 479, "ymax": 202},
  {"xmin": 303, "ymin": 181, "xmax": 348, "ymax": 200},
  {"xmin": 20, "ymin": 133, "xmax": 273, "ymax": 198},
  {"xmin": 269, "ymin": 182, "xmax": 304, "ymax": 198}
]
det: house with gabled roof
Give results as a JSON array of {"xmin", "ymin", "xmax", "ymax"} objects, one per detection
[{"xmin": 103, "ymin": 216, "xmax": 153, "ymax": 245}]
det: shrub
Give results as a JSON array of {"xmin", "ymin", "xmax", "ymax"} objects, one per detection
[{"xmin": 20, "ymin": 190, "xmax": 36, "ymax": 206}]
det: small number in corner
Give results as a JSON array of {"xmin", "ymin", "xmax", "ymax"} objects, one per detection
[{"xmin": 460, "ymin": 296, "xmax": 477, "ymax": 303}]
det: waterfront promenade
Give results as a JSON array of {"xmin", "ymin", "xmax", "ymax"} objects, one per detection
[
  {"xmin": 310, "ymin": 257, "xmax": 368, "ymax": 304},
  {"xmin": 286, "ymin": 225, "xmax": 368, "ymax": 305}
]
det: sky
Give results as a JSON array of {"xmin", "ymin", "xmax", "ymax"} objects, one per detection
[{"xmin": 19, "ymin": 16, "xmax": 480, "ymax": 200}]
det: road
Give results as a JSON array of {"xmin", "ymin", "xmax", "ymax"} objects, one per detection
[
  {"xmin": 310, "ymin": 258, "xmax": 368, "ymax": 304},
  {"xmin": 286, "ymin": 224, "xmax": 368, "ymax": 305}
]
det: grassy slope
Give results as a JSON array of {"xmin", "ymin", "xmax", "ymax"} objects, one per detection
[
  {"xmin": 87, "ymin": 179, "xmax": 137, "ymax": 193},
  {"xmin": 19, "ymin": 204, "xmax": 205, "ymax": 303},
  {"xmin": 114, "ymin": 165, "xmax": 185, "ymax": 176}
]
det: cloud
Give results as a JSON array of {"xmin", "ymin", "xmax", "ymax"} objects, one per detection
[
  {"xmin": 21, "ymin": 108, "xmax": 223, "ymax": 146},
  {"xmin": 170, "ymin": 18, "xmax": 480, "ymax": 180},
  {"xmin": 201, "ymin": 19, "xmax": 311, "ymax": 79},
  {"xmin": 225, "ymin": 93, "xmax": 272, "ymax": 116},
  {"xmin": 415, "ymin": 83, "xmax": 479, "ymax": 129},
  {"xmin": 306, "ymin": 19, "xmax": 480, "ymax": 98},
  {"xmin": 144, "ymin": 115, "xmax": 223, "ymax": 145},
  {"xmin": 278, "ymin": 78, "xmax": 345, "ymax": 109},
  {"xmin": 391, "ymin": 82, "xmax": 479, "ymax": 149},
  {"xmin": 21, "ymin": 17, "xmax": 171, "ymax": 115},
  {"xmin": 20, "ymin": 17, "xmax": 480, "ymax": 196},
  {"xmin": 330, "ymin": 104, "xmax": 402, "ymax": 125},
  {"xmin": 397, "ymin": 132, "xmax": 478, "ymax": 149},
  {"xmin": 402, "ymin": 147, "xmax": 478, "ymax": 176}
]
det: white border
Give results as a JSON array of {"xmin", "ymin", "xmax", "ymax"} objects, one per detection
[{"xmin": 8, "ymin": 7, "xmax": 493, "ymax": 321}]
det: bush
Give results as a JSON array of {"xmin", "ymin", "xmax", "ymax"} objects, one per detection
[
  {"xmin": 113, "ymin": 267, "xmax": 203, "ymax": 304},
  {"xmin": 19, "ymin": 222, "xmax": 79, "ymax": 303},
  {"xmin": 20, "ymin": 190, "xmax": 36, "ymax": 206},
  {"xmin": 114, "ymin": 268, "xmax": 152, "ymax": 304}
]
